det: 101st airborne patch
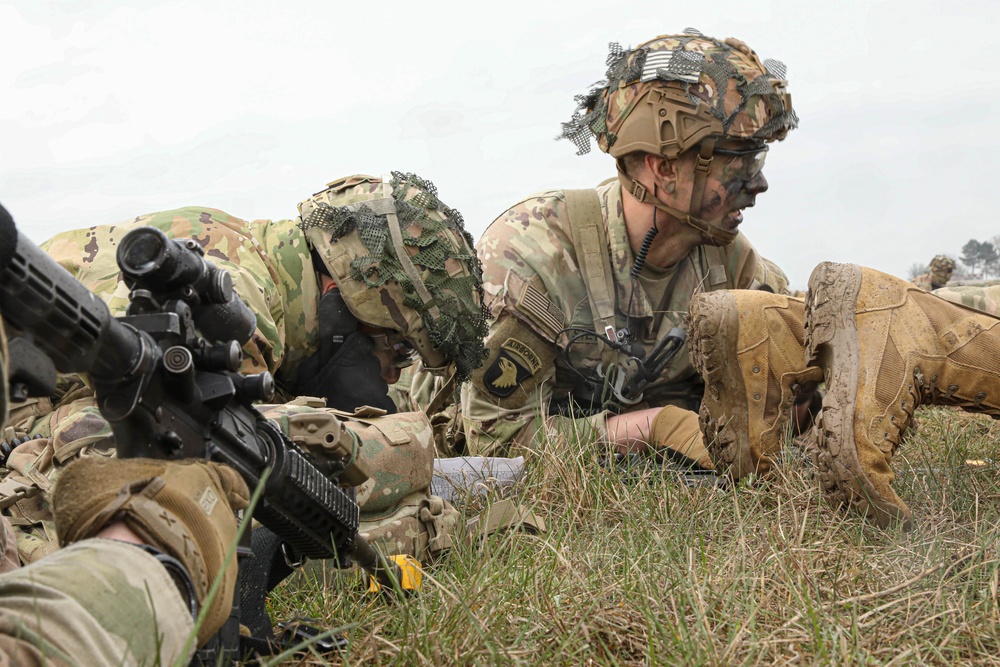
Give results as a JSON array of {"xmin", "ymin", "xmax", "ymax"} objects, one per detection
[{"xmin": 483, "ymin": 337, "xmax": 542, "ymax": 397}]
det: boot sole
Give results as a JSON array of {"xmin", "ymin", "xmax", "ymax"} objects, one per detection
[
  {"xmin": 689, "ymin": 292, "xmax": 753, "ymax": 478},
  {"xmin": 806, "ymin": 262, "xmax": 912, "ymax": 530}
]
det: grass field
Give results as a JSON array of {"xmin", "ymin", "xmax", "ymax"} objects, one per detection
[{"xmin": 264, "ymin": 407, "xmax": 1000, "ymax": 666}]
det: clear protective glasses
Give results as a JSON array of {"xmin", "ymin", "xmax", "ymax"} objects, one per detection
[{"xmin": 713, "ymin": 143, "xmax": 768, "ymax": 182}]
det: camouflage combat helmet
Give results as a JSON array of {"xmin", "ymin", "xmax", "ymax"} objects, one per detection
[
  {"xmin": 297, "ymin": 172, "xmax": 488, "ymax": 382},
  {"xmin": 561, "ymin": 29, "xmax": 797, "ymax": 244},
  {"xmin": 930, "ymin": 255, "xmax": 956, "ymax": 277}
]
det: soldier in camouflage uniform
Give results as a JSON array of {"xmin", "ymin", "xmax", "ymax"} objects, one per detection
[
  {"xmin": 0, "ymin": 171, "xmax": 487, "ymax": 565},
  {"xmin": 461, "ymin": 31, "xmax": 804, "ymax": 463},
  {"xmin": 912, "ymin": 254, "xmax": 956, "ymax": 291}
]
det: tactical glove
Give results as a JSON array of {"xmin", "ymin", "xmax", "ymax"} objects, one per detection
[
  {"xmin": 52, "ymin": 458, "xmax": 250, "ymax": 644},
  {"xmin": 295, "ymin": 331, "xmax": 398, "ymax": 414},
  {"xmin": 648, "ymin": 405, "xmax": 714, "ymax": 470}
]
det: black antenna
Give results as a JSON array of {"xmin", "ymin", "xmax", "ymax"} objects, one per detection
[{"xmin": 630, "ymin": 206, "xmax": 659, "ymax": 279}]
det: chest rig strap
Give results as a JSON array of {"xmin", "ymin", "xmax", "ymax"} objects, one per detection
[{"xmin": 564, "ymin": 189, "xmax": 619, "ymax": 367}]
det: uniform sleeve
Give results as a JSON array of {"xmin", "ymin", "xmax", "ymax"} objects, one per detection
[
  {"xmin": 461, "ymin": 358, "xmax": 608, "ymax": 457},
  {"xmin": 460, "ymin": 286, "xmax": 608, "ymax": 457},
  {"xmin": 462, "ymin": 312, "xmax": 556, "ymax": 456},
  {"xmin": 461, "ymin": 198, "xmax": 611, "ymax": 456},
  {"xmin": 0, "ymin": 539, "xmax": 195, "ymax": 667}
]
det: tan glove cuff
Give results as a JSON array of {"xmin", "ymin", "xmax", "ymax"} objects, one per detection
[{"xmin": 649, "ymin": 406, "xmax": 714, "ymax": 470}]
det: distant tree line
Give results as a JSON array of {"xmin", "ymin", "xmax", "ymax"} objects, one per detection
[{"xmin": 960, "ymin": 238, "xmax": 1000, "ymax": 279}]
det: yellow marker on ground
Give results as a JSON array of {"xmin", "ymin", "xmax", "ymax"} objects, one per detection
[{"xmin": 368, "ymin": 555, "xmax": 422, "ymax": 593}]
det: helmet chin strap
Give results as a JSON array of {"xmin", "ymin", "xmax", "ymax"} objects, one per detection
[{"xmin": 616, "ymin": 138, "xmax": 738, "ymax": 246}]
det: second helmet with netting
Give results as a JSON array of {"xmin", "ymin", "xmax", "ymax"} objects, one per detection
[
  {"xmin": 561, "ymin": 29, "xmax": 797, "ymax": 159},
  {"xmin": 930, "ymin": 255, "xmax": 956, "ymax": 273},
  {"xmin": 298, "ymin": 172, "xmax": 488, "ymax": 382}
]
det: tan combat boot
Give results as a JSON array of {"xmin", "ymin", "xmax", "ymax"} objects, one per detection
[
  {"xmin": 805, "ymin": 262, "xmax": 1000, "ymax": 529},
  {"xmin": 689, "ymin": 290, "xmax": 823, "ymax": 480}
]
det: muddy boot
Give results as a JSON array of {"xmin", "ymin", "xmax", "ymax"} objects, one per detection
[
  {"xmin": 689, "ymin": 290, "xmax": 823, "ymax": 480},
  {"xmin": 805, "ymin": 262, "xmax": 1000, "ymax": 529}
]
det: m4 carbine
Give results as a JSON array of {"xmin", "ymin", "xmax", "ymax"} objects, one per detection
[{"xmin": 0, "ymin": 204, "xmax": 391, "ymax": 661}]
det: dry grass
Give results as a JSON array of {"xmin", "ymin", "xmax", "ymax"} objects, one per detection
[{"xmin": 260, "ymin": 407, "xmax": 1000, "ymax": 666}]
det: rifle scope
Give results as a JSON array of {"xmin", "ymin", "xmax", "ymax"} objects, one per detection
[{"xmin": 118, "ymin": 227, "xmax": 257, "ymax": 345}]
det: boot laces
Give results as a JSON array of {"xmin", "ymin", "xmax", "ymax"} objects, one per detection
[{"xmin": 915, "ymin": 367, "xmax": 994, "ymax": 414}]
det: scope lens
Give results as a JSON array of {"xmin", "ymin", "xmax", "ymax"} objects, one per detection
[{"xmin": 119, "ymin": 229, "xmax": 166, "ymax": 274}]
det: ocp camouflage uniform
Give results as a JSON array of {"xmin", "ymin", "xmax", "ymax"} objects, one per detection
[
  {"xmin": 933, "ymin": 285, "xmax": 1000, "ymax": 316},
  {"xmin": 262, "ymin": 400, "xmax": 454, "ymax": 556},
  {"xmin": 0, "ymin": 530, "xmax": 196, "ymax": 666},
  {"xmin": 0, "ymin": 205, "xmax": 454, "ymax": 564},
  {"xmin": 390, "ymin": 363, "xmax": 467, "ymax": 457},
  {"xmin": 461, "ymin": 180, "xmax": 790, "ymax": 456}
]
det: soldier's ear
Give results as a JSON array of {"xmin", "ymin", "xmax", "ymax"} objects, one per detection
[{"xmin": 646, "ymin": 154, "xmax": 679, "ymax": 192}]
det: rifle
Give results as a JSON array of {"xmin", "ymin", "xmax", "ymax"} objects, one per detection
[{"xmin": 0, "ymin": 204, "xmax": 392, "ymax": 662}]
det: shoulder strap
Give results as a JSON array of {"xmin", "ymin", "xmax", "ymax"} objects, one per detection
[
  {"xmin": 424, "ymin": 371, "xmax": 456, "ymax": 418},
  {"xmin": 703, "ymin": 245, "xmax": 732, "ymax": 290},
  {"xmin": 564, "ymin": 189, "xmax": 618, "ymax": 342}
]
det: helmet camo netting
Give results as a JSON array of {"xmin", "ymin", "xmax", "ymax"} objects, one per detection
[
  {"xmin": 299, "ymin": 172, "xmax": 488, "ymax": 382},
  {"xmin": 560, "ymin": 28, "xmax": 798, "ymax": 156},
  {"xmin": 931, "ymin": 255, "xmax": 955, "ymax": 271}
]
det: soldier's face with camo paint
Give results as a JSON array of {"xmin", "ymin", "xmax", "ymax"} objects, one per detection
[
  {"xmin": 669, "ymin": 139, "xmax": 770, "ymax": 239},
  {"xmin": 705, "ymin": 140, "xmax": 768, "ymax": 235}
]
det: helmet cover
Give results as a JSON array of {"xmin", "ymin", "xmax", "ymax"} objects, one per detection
[
  {"xmin": 930, "ymin": 255, "xmax": 956, "ymax": 272},
  {"xmin": 929, "ymin": 255, "xmax": 956, "ymax": 283},
  {"xmin": 298, "ymin": 172, "xmax": 488, "ymax": 382},
  {"xmin": 561, "ymin": 28, "xmax": 798, "ymax": 158}
]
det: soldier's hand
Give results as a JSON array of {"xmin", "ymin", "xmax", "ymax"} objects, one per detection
[
  {"xmin": 52, "ymin": 458, "xmax": 250, "ymax": 644},
  {"xmin": 792, "ymin": 386, "xmax": 823, "ymax": 435}
]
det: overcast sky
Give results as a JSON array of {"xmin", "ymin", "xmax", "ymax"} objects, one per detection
[{"xmin": 3, "ymin": 0, "xmax": 999, "ymax": 289}]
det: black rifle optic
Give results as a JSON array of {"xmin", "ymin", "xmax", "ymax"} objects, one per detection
[{"xmin": 0, "ymin": 204, "xmax": 392, "ymax": 659}]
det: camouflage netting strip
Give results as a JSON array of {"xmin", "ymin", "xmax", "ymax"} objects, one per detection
[
  {"xmin": 560, "ymin": 86, "xmax": 606, "ymax": 156},
  {"xmin": 701, "ymin": 54, "xmax": 739, "ymax": 123},
  {"xmin": 299, "ymin": 172, "xmax": 488, "ymax": 382},
  {"xmin": 740, "ymin": 66, "xmax": 799, "ymax": 140},
  {"xmin": 763, "ymin": 58, "xmax": 787, "ymax": 80}
]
